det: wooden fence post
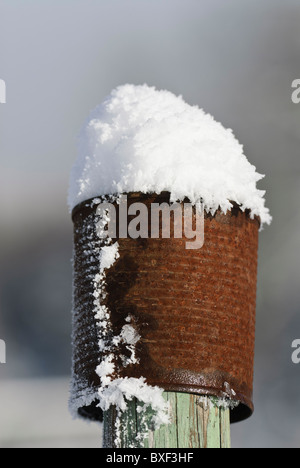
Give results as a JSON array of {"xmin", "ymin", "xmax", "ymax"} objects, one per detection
[{"xmin": 103, "ymin": 393, "xmax": 231, "ymax": 449}]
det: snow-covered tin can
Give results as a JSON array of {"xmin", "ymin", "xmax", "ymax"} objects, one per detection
[{"xmin": 70, "ymin": 192, "xmax": 259, "ymax": 423}]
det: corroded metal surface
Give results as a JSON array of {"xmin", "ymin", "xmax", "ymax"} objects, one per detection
[{"xmin": 71, "ymin": 192, "xmax": 259, "ymax": 423}]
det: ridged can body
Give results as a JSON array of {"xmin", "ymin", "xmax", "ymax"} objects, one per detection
[{"xmin": 70, "ymin": 192, "xmax": 259, "ymax": 423}]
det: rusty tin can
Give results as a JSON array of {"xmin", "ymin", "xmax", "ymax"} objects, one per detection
[{"xmin": 71, "ymin": 192, "xmax": 259, "ymax": 423}]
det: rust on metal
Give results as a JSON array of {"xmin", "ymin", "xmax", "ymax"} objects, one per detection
[{"xmin": 71, "ymin": 192, "xmax": 259, "ymax": 423}]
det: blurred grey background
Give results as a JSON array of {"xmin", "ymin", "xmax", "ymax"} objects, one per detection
[{"xmin": 0, "ymin": 0, "xmax": 299, "ymax": 448}]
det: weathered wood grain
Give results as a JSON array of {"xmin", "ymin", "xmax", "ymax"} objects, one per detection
[{"xmin": 103, "ymin": 393, "xmax": 231, "ymax": 448}]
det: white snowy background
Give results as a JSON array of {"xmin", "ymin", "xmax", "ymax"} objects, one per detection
[{"xmin": 0, "ymin": 0, "xmax": 299, "ymax": 448}]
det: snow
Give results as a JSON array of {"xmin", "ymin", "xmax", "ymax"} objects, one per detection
[
  {"xmin": 198, "ymin": 395, "xmax": 240, "ymax": 411},
  {"xmin": 69, "ymin": 196, "xmax": 171, "ymax": 442},
  {"xmin": 120, "ymin": 324, "xmax": 141, "ymax": 346},
  {"xmin": 97, "ymin": 377, "xmax": 169, "ymax": 427},
  {"xmin": 68, "ymin": 83, "xmax": 271, "ymax": 226},
  {"xmin": 99, "ymin": 243, "xmax": 119, "ymax": 272},
  {"xmin": 91, "ymin": 198, "xmax": 170, "ymax": 445}
]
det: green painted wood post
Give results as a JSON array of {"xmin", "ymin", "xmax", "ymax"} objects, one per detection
[{"xmin": 103, "ymin": 392, "xmax": 231, "ymax": 449}]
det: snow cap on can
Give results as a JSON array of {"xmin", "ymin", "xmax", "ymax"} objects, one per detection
[{"xmin": 68, "ymin": 84, "xmax": 271, "ymax": 226}]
